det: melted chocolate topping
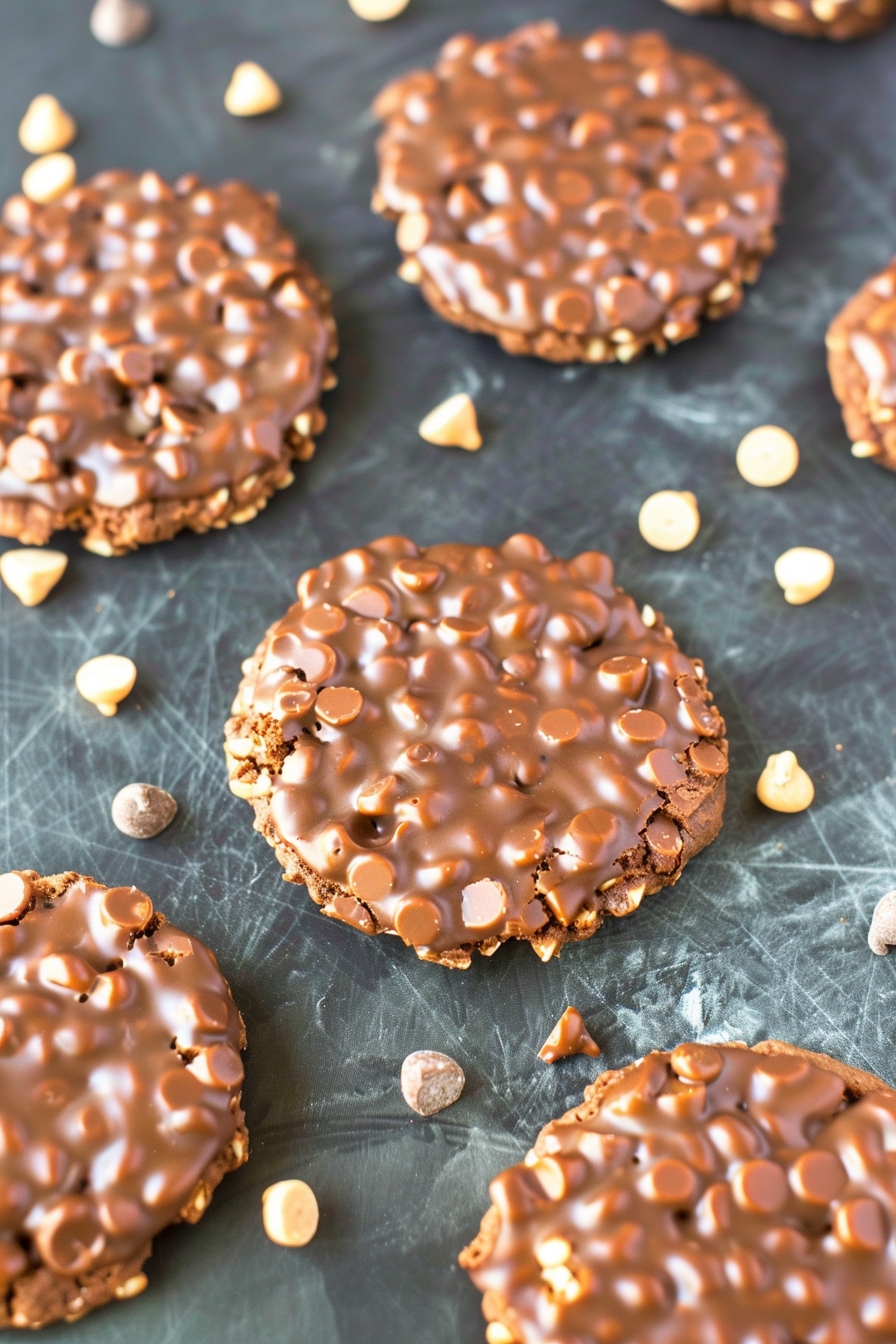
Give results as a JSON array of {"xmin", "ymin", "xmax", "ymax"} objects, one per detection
[
  {"xmin": 464, "ymin": 1043, "xmax": 896, "ymax": 1342},
  {"xmin": 0, "ymin": 872, "xmax": 245, "ymax": 1283},
  {"xmin": 0, "ymin": 170, "xmax": 330, "ymax": 514},
  {"xmin": 228, "ymin": 534, "xmax": 727, "ymax": 960}
]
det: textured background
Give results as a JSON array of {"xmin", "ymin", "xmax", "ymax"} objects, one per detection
[{"xmin": 1, "ymin": 0, "xmax": 896, "ymax": 1339}]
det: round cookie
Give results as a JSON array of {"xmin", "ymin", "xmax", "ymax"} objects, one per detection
[
  {"xmin": 827, "ymin": 254, "xmax": 896, "ymax": 470},
  {"xmin": 662, "ymin": 0, "xmax": 895, "ymax": 40},
  {"xmin": 224, "ymin": 533, "xmax": 728, "ymax": 969},
  {"xmin": 0, "ymin": 870, "xmax": 247, "ymax": 1329},
  {"xmin": 0, "ymin": 170, "xmax": 336, "ymax": 555},
  {"xmin": 461, "ymin": 1039, "xmax": 894, "ymax": 1344},
  {"xmin": 372, "ymin": 23, "xmax": 785, "ymax": 363}
]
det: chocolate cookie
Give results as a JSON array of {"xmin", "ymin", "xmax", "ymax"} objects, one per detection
[
  {"xmin": 224, "ymin": 534, "xmax": 728, "ymax": 969},
  {"xmin": 461, "ymin": 1039, "xmax": 894, "ymax": 1344},
  {"xmin": 827, "ymin": 255, "xmax": 896, "ymax": 470},
  {"xmin": 0, "ymin": 170, "xmax": 336, "ymax": 555},
  {"xmin": 372, "ymin": 23, "xmax": 785, "ymax": 363},
  {"xmin": 662, "ymin": 0, "xmax": 895, "ymax": 40},
  {"xmin": 0, "ymin": 870, "xmax": 247, "ymax": 1328}
]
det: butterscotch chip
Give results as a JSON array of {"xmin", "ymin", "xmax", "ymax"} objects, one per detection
[
  {"xmin": 401, "ymin": 1050, "xmax": 465, "ymax": 1115},
  {"xmin": 0, "ymin": 171, "xmax": 335, "ymax": 554},
  {"xmin": 21, "ymin": 152, "xmax": 76, "ymax": 205},
  {"xmin": 828, "ymin": 255, "xmax": 896, "ymax": 471},
  {"xmin": 638, "ymin": 491, "xmax": 700, "ymax": 552},
  {"xmin": 756, "ymin": 749, "xmax": 815, "ymax": 812},
  {"xmin": 0, "ymin": 870, "xmax": 247, "ymax": 1328},
  {"xmin": 224, "ymin": 535, "xmax": 728, "ymax": 968},
  {"xmin": 460, "ymin": 1041, "xmax": 896, "ymax": 1343},
  {"xmin": 418, "ymin": 393, "xmax": 482, "ymax": 451},
  {"xmin": 224, "ymin": 62, "xmax": 282, "ymax": 117},
  {"xmin": 348, "ymin": 0, "xmax": 410, "ymax": 17},
  {"xmin": 538, "ymin": 1007, "xmax": 601, "ymax": 1063},
  {"xmin": 0, "ymin": 548, "xmax": 67, "ymax": 606},
  {"xmin": 262, "ymin": 1180, "xmax": 319, "ymax": 1247},
  {"xmin": 774, "ymin": 547, "xmax": 834, "ymax": 604},
  {"xmin": 373, "ymin": 25, "xmax": 784, "ymax": 363},
  {"xmin": 662, "ymin": 0, "xmax": 894, "ymax": 36},
  {"xmin": 736, "ymin": 426, "xmax": 799, "ymax": 487},
  {"xmin": 76, "ymin": 654, "xmax": 137, "ymax": 716},
  {"xmin": 18, "ymin": 95, "xmax": 76, "ymax": 155}
]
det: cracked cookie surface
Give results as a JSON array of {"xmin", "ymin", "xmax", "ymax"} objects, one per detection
[{"xmin": 224, "ymin": 534, "xmax": 728, "ymax": 968}]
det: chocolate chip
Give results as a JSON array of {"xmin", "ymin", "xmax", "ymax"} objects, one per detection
[
  {"xmin": 89, "ymin": 0, "xmax": 152, "ymax": 47},
  {"xmin": 869, "ymin": 890, "xmax": 896, "ymax": 956},
  {"xmin": 400, "ymin": 1050, "xmax": 465, "ymax": 1116},
  {"xmin": 111, "ymin": 783, "xmax": 177, "ymax": 839}
]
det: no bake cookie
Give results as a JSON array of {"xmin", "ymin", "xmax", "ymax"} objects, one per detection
[
  {"xmin": 662, "ymin": 0, "xmax": 895, "ymax": 40},
  {"xmin": 225, "ymin": 534, "xmax": 728, "ymax": 968},
  {"xmin": 827, "ymin": 254, "xmax": 896, "ymax": 471},
  {"xmin": 0, "ymin": 170, "xmax": 335, "ymax": 554},
  {"xmin": 0, "ymin": 870, "xmax": 247, "ymax": 1328},
  {"xmin": 372, "ymin": 23, "xmax": 785, "ymax": 363},
  {"xmin": 461, "ymin": 1039, "xmax": 895, "ymax": 1343}
]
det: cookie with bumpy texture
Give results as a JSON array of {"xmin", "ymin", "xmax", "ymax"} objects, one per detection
[
  {"xmin": 461, "ymin": 1039, "xmax": 895, "ymax": 1344},
  {"xmin": 372, "ymin": 23, "xmax": 785, "ymax": 363},
  {"xmin": 224, "ymin": 534, "xmax": 728, "ymax": 969},
  {"xmin": 662, "ymin": 0, "xmax": 894, "ymax": 40},
  {"xmin": 0, "ymin": 870, "xmax": 247, "ymax": 1329},
  {"xmin": 0, "ymin": 170, "xmax": 336, "ymax": 555},
  {"xmin": 827, "ymin": 254, "xmax": 896, "ymax": 471}
]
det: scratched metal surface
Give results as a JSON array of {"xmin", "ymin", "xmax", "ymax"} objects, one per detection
[{"xmin": 1, "ymin": 0, "xmax": 896, "ymax": 1338}]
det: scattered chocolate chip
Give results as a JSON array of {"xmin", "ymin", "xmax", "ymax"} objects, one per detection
[
  {"xmin": 111, "ymin": 783, "xmax": 178, "ymax": 839},
  {"xmin": 90, "ymin": 0, "xmax": 152, "ymax": 47},
  {"xmin": 869, "ymin": 890, "xmax": 896, "ymax": 956},
  {"xmin": 400, "ymin": 1050, "xmax": 465, "ymax": 1116},
  {"xmin": 538, "ymin": 1007, "xmax": 601, "ymax": 1063}
]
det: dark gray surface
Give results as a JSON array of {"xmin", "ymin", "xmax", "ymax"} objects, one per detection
[{"xmin": 1, "ymin": 0, "xmax": 896, "ymax": 1338}]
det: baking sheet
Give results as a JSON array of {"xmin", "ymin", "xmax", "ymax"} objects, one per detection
[{"xmin": 2, "ymin": 0, "xmax": 896, "ymax": 1338}]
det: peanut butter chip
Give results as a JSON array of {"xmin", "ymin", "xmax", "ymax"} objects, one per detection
[
  {"xmin": 224, "ymin": 62, "xmax": 283, "ymax": 117},
  {"xmin": 101, "ymin": 885, "xmax": 153, "ymax": 931},
  {"xmin": 400, "ymin": 1050, "xmax": 465, "ymax": 1115},
  {"xmin": 18, "ymin": 95, "xmax": 76, "ymax": 155},
  {"xmin": 316, "ymin": 686, "xmax": 363, "ymax": 726},
  {"xmin": 75, "ymin": 654, "xmax": 137, "ymax": 716},
  {"xmin": 835, "ymin": 1198, "xmax": 887, "ymax": 1252},
  {"xmin": 394, "ymin": 896, "xmax": 441, "ymax": 946},
  {"xmin": 461, "ymin": 879, "xmax": 507, "ymax": 929},
  {"xmin": 774, "ymin": 547, "xmax": 834, "ymax": 605},
  {"xmin": 348, "ymin": 0, "xmax": 411, "ymax": 17},
  {"xmin": 733, "ymin": 1159, "xmax": 788, "ymax": 1214},
  {"xmin": 756, "ymin": 750, "xmax": 814, "ymax": 813},
  {"xmin": 736, "ymin": 425, "xmax": 800, "ymax": 487},
  {"xmin": 262, "ymin": 1180, "xmax": 319, "ymax": 1247},
  {"xmin": 418, "ymin": 393, "xmax": 482, "ymax": 451},
  {"xmin": 538, "ymin": 1007, "xmax": 601, "ymax": 1063},
  {"xmin": 638, "ymin": 491, "xmax": 700, "ymax": 552},
  {"xmin": 21, "ymin": 153, "xmax": 76, "ymax": 205},
  {"xmin": 0, "ymin": 872, "xmax": 32, "ymax": 923},
  {"xmin": 640, "ymin": 1158, "xmax": 697, "ymax": 1204},
  {"xmin": 348, "ymin": 854, "xmax": 394, "ymax": 902},
  {"xmin": 790, "ymin": 1151, "xmax": 847, "ymax": 1205},
  {"xmin": 0, "ymin": 549, "xmax": 67, "ymax": 607},
  {"xmin": 538, "ymin": 708, "xmax": 582, "ymax": 743}
]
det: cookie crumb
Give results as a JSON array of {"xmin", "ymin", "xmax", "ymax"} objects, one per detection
[
  {"xmin": 111, "ymin": 784, "xmax": 177, "ymax": 839},
  {"xmin": 538, "ymin": 1007, "xmax": 601, "ymax": 1064},
  {"xmin": 262, "ymin": 1180, "xmax": 319, "ymax": 1247},
  {"xmin": 869, "ymin": 891, "xmax": 896, "ymax": 956},
  {"xmin": 401, "ymin": 1050, "xmax": 465, "ymax": 1116}
]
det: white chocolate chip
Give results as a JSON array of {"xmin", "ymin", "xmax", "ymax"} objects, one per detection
[
  {"xmin": 21, "ymin": 153, "xmax": 76, "ymax": 205},
  {"xmin": 419, "ymin": 393, "xmax": 482, "ymax": 452},
  {"xmin": 75, "ymin": 654, "xmax": 137, "ymax": 717},
  {"xmin": 485, "ymin": 1325, "xmax": 516, "ymax": 1344},
  {"xmin": 348, "ymin": 0, "xmax": 411, "ymax": 18},
  {"xmin": 756, "ymin": 750, "xmax": 814, "ymax": 813},
  {"xmin": 224, "ymin": 62, "xmax": 282, "ymax": 117},
  {"xmin": 18, "ymin": 95, "xmax": 76, "ymax": 155},
  {"xmin": 638, "ymin": 490, "xmax": 700, "ymax": 552},
  {"xmin": 0, "ymin": 549, "xmax": 67, "ymax": 607},
  {"xmin": 262, "ymin": 1179, "xmax": 319, "ymax": 1247},
  {"xmin": 774, "ymin": 547, "xmax": 834, "ymax": 605},
  {"xmin": 851, "ymin": 440, "xmax": 880, "ymax": 458},
  {"xmin": 641, "ymin": 603, "xmax": 656, "ymax": 628},
  {"xmin": 90, "ymin": 0, "xmax": 152, "ymax": 46},
  {"xmin": 736, "ymin": 425, "xmax": 799, "ymax": 488}
]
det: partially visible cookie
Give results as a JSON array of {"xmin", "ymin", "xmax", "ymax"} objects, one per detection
[
  {"xmin": 225, "ymin": 533, "xmax": 728, "ymax": 969},
  {"xmin": 0, "ymin": 870, "xmax": 247, "ymax": 1329},
  {"xmin": 0, "ymin": 170, "xmax": 336, "ymax": 555},
  {"xmin": 372, "ymin": 23, "xmax": 785, "ymax": 363},
  {"xmin": 461, "ymin": 1039, "xmax": 893, "ymax": 1344},
  {"xmin": 827, "ymin": 255, "xmax": 896, "ymax": 470},
  {"xmin": 662, "ymin": 0, "xmax": 895, "ymax": 40}
]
